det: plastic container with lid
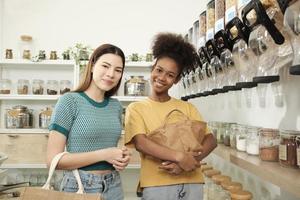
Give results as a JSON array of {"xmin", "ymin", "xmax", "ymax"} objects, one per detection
[
  {"xmin": 0, "ymin": 79, "xmax": 12, "ymax": 94},
  {"xmin": 279, "ymin": 130, "xmax": 299, "ymax": 168},
  {"xmin": 215, "ymin": 0, "xmax": 225, "ymax": 32},
  {"xmin": 46, "ymin": 80, "xmax": 59, "ymax": 95},
  {"xmin": 17, "ymin": 79, "xmax": 30, "ymax": 95},
  {"xmin": 230, "ymin": 190, "xmax": 252, "ymax": 200},
  {"xmin": 236, "ymin": 124, "xmax": 247, "ymax": 151},
  {"xmin": 259, "ymin": 128, "xmax": 280, "ymax": 161},
  {"xmin": 225, "ymin": 0, "xmax": 238, "ymax": 23},
  {"xmin": 206, "ymin": 0, "xmax": 216, "ymax": 40},
  {"xmin": 246, "ymin": 126, "xmax": 260, "ymax": 155},
  {"xmin": 32, "ymin": 79, "xmax": 44, "ymax": 95}
]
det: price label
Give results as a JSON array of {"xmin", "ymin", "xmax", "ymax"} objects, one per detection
[
  {"xmin": 206, "ymin": 28, "xmax": 215, "ymax": 41},
  {"xmin": 225, "ymin": 6, "xmax": 237, "ymax": 24},
  {"xmin": 215, "ymin": 18, "xmax": 224, "ymax": 33}
]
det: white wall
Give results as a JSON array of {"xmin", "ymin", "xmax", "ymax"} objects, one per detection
[{"xmin": 1, "ymin": 0, "xmax": 207, "ymax": 58}]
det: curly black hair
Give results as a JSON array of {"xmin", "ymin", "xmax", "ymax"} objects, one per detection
[{"xmin": 152, "ymin": 32, "xmax": 199, "ymax": 76}]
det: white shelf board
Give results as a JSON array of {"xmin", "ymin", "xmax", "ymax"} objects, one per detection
[
  {"xmin": 113, "ymin": 96, "xmax": 147, "ymax": 102},
  {"xmin": 1, "ymin": 164, "xmax": 47, "ymax": 169},
  {"xmin": 125, "ymin": 61, "xmax": 153, "ymax": 68},
  {"xmin": 0, "ymin": 94, "xmax": 60, "ymax": 100},
  {"xmin": 0, "ymin": 128, "xmax": 49, "ymax": 134},
  {"xmin": 0, "ymin": 59, "xmax": 74, "ymax": 66}
]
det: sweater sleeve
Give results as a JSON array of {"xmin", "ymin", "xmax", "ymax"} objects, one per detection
[{"xmin": 49, "ymin": 93, "xmax": 77, "ymax": 138}]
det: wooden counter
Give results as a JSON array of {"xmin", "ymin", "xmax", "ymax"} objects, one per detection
[{"xmin": 212, "ymin": 144, "xmax": 300, "ymax": 198}]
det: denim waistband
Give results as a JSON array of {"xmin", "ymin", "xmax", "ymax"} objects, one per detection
[{"xmin": 63, "ymin": 170, "xmax": 119, "ymax": 183}]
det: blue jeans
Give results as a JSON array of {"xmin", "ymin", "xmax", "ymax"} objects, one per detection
[
  {"xmin": 60, "ymin": 170, "xmax": 124, "ymax": 200},
  {"xmin": 142, "ymin": 184, "xmax": 203, "ymax": 200}
]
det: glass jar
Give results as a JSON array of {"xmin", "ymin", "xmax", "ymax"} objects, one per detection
[
  {"xmin": 246, "ymin": 126, "xmax": 260, "ymax": 155},
  {"xmin": 217, "ymin": 122, "xmax": 225, "ymax": 144},
  {"xmin": 297, "ymin": 136, "xmax": 300, "ymax": 168},
  {"xmin": 215, "ymin": 0, "xmax": 225, "ymax": 32},
  {"xmin": 199, "ymin": 11, "xmax": 206, "ymax": 47},
  {"xmin": 224, "ymin": 123, "xmax": 235, "ymax": 146},
  {"xmin": 230, "ymin": 190, "xmax": 252, "ymax": 200},
  {"xmin": 5, "ymin": 49, "xmax": 13, "ymax": 59},
  {"xmin": 203, "ymin": 169, "xmax": 221, "ymax": 200},
  {"xmin": 50, "ymin": 51, "xmax": 57, "ymax": 60},
  {"xmin": 209, "ymin": 121, "xmax": 219, "ymax": 139},
  {"xmin": 236, "ymin": 124, "xmax": 247, "ymax": 152},
  {"xmin": 225, "ymin": 0, "xmax": 237, "ymax": 24},
  {"xmin": 206, "ymin": 0, "xmax": 216, "ymax": 40},
  {"xmin": 230, "ymin": 124, "xmax": 240, "ymax": 149},
  {"xmin": 211, "ymin": 175, "xmax": 231, "ymax": 200},
  {"xmin": 46, "ymin": 80, "xmax": 59, "ymax": 95},
  {"xmin": 0, "ymin": 79, "xmax": 12, "ymax": 94},
  {"xmin": 259, "ymin": 128, "xmax": 280, "ymax": 162},
  {"xmin": 124, "ymin": 76, "xmax": 148, "ymax": 96},
  {"xmin": 19, "ymin": 35, "xmax": 33, "ymax": 59},
  {"xmin": 60, "ymin": 80, "xmax": 72, "ymax": 94},
  {"xmin": 279, "ymin": 130, "xmax": 299, "ymax": 168},
  {"xmin": 32, "ymin": 79, "xmax": 44, "ymax": 95},
  {"xmin": 17, "ymin": 79, "xmax": 30, "ymax": 95}
]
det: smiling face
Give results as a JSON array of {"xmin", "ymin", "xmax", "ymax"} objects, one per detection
[
  {"xmin": 91, "ymin": 53, "xmax": 124, "ymax": 92},
  {"xmin": 151, "ymin": 56, "xmax": 180, "ymax": 96}
]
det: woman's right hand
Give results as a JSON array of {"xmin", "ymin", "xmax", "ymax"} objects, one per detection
[{"xmin": 176, "ymin": 151, "xmax": 201, "ymax": 172}]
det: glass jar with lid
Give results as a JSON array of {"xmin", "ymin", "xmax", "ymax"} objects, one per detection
[
  {"xmin": 259, "ymin": 128, "xmax": 280, "ymax": 162},
  {"xmin": 208, "ymin": 121, "xmax": 218, "ymax": 139},
  {"xmin": 19, "ymin": 35, "xmax": 33, "ymax": 59},
  {"xmin": 203, "ymin": 169, "xmax": 221, "ymax": 200},
  {"xmin": 217, "ymin": 122, "xmax": 225, "ymax": 144},
  {"xmin": 17, "ymin": 79, "xmax": 30, "ymax": 95},
  {"xmin": 279, "ymin": 130, "xmax": 299, "ymax": 168},
  {"xmin": 211, "ymin": 175, "xmax": 231, "ymax": 200},
  {"xmin": 230, "ymin": 124, "xmax": 240, "ymax": 149},
  {"xmin": 47, "ymin": 80, "xmax": 59, "ymax": 95},
  {"xmin": 199, "ymin": 11, "xmax": 207, "ymax": 47},
  {"xmin": 230, "ymin": 190, "xmax": 252, "ymax": 200},
  {"xmin": 224, "ymin": 123, "xmax": 235, "ymax": 146},
  {"xmin": 60, "ymin": 80, "xmax": 72, "ymax": 94},
  {"xmin": 246, "ymin": 126, "xmax": 260, "ymax": 155},
  {"xmin": 206, "ymin": 0, "xmax": 216, "ymax": 40},
  {"xmin": 236, "ymin": 124, "xmax": 247, "ymax": 152},
  {"xmin": 215, "ymin": 0, "xmax": 225, "ymax": 32},
  {"xmin": 32, "ymin": 79, "xmax": 44, "ymax": 95},
  {"xmin": 0, "ymin": 79, "xmax": 12, "ymax": 94}
]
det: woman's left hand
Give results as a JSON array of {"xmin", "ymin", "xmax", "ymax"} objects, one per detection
[
  {"xmin": 158, "ymin": 161, "xmax": 183, "ymax": 175},
  {"xmin": 113, "ymin": 147, "xmax": 131, "ymax": 171}
]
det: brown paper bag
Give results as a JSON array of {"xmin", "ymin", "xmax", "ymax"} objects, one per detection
[
  {"xmin": 20, "ymin": 152, "xmax": 102, "ymax": 200},
  {"xmin": 148, "ymin": 109, "xmax": 207, "ymax": 152}
]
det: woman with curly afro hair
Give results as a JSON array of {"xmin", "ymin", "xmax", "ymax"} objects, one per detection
[{"xmin": 125, "ymin": 33, "xmax": 217, "ymax": 200}]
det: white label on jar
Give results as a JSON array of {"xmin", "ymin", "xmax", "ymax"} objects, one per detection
[
  {"xmin": 297, "ymin": 148, "xmax": 300, "ymax": 166},
  {"xmin": 238, "ymin": 0, "xmax": 251, "ymax": 9},
  {"xmin": 279, "ymin": 144, "xmax": 287, "ymax": 161},
  {"xmin": 198, "ymin": 37, "xmax": 206, "ymax": 48},
  {"xmin": 225, "ymin": 6, "xmax": 237, "ymax": 24},
  {"xmin": 215, "ymin": 18, "xmax": 224, "ymax": 33},
  {"xmin": 206, "ymin": 28, "xmax": 215, "ymax": 41}
]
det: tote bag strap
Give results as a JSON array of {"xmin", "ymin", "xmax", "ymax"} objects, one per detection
[
  {"xmin": 42, "ymin": 152, "xmax": 85, "ymax": 194},
  {"xmin": 163, "ymin": 109, "xmax": 189, "ymax": 126}
]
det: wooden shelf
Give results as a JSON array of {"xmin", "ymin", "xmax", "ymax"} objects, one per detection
[
  {"xmin": 0, "ymin": 59, "xmax": 74, "ymax": 66},
  {"xmin": 212, "ymin": 144, "xmax": 300, "ymax": 198},
  {"xmin": 0, "ymin": 129, "xmax": 49, "ymax": 134}
]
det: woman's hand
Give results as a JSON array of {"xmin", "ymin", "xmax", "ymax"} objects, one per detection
[
  {"xmin": 159, "ymin": 161, "xmax": 183, "ymax": 175},
  {"xmin": 105, "ymin": 147, "xmax": 131, "ymax": 171}
]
